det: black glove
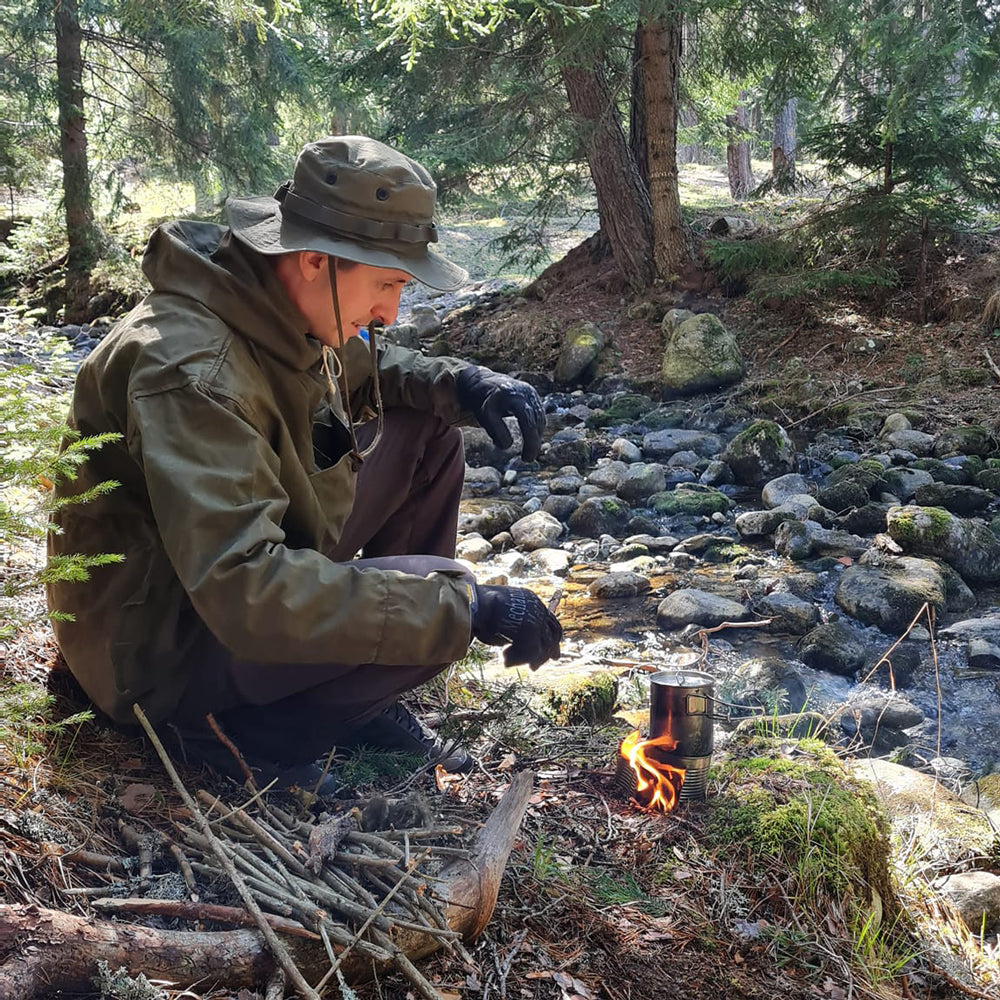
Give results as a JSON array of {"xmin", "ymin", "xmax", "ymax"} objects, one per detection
[
  {"xmin": 469, "ymin": 584, "xmax": 562, "ymax": 670},
  {"xmin": 455, "ymin": 365, "xmax": 545, "ymax": 462}
]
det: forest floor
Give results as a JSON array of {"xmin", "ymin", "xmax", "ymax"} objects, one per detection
[{"xmin": 3, "ymin": 163, "xmax": 1000, "ymax": 1000}]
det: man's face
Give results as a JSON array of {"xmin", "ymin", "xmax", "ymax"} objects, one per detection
[{"xmin": 314, "ymin": 258, "xmax": 412, "ymax": 347}]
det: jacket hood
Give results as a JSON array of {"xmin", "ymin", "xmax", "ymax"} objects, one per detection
[{"xmin": 142, "ymin": 220, "xmax": 320, "ymax": 371}]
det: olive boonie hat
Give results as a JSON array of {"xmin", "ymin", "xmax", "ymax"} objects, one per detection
[{"xmin": 226, "ymin": 135, "xmax": 468, "ymax": 291}]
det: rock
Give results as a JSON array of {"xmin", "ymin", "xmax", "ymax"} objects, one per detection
[
  {"xmin": 649, "ymin": 485, "xmax": 732, "ymax": 517},
  {"xmin": 462, "ymin": 423, "xmax": 524, "ymax": 467},
  {"xmin": 799, "ymin": 622, "xmax": 867, "ymax": 677},
  {"xmin": 456, "ymin": 536, "xmax": 494, "ymax": 562},
  {"xmin": 656, "ymin": 588, "xmax": 750, "ymax": 630},
  {"xmin": 837, "ymin": 694, "xmax": 921, "ymax": 754},
  {"xmin": 460, "ymin": 501, "xmax": 526, "ymax": 538},
  {"xmin": 586, "ymin": 460, "xmax": 630, "ymax": 492},
  {"xmin": 661, "ymin": 308, "xmax": 694, "ymax": 335},
  {"xmin": 823, "ymin": 460, "xmax": 887, "ymax": 500},
  {"xmin": 865, "ymin": 640, "xmax": 922, "ymax": 689},
  {"xmin": 910, "ymin": 458, "xmax": 970, "ymax": 485},
  {"xmin": 543, "ymin": 672, "xmax": 618, "ymax": 726},
  {"xmin": 586, "ymin": 393, "xmax": 654, "ymax": 429},
  {"xmin": 729, "ymin": 657, "xmax": 809, "ymax": 714},
  {"xmin": 383, "ymin": 321, "xmax": 421, "ymax": 349},
  {"xmin": 835, "ymin": 503, "xmax": 889, "ymax": 536},
  {"xmin": 699, "ymin": 460, "xmax": 734, "ymax": 486},
  {"xmin": 735, "ymin": 508, "xmax": 798, "ymax": 538},
  {"xmin": 555, "ymin": 321, "xmax": 606, "ymax": 385},
  {"xmin": 543, "ymin": 430, "xmax": 591, "ymax": 469},
  {"xmin": 616, "ymin": 463, "xmax": 667, "ymax": 504},
  {"xmin": 542, "ymin": 494, "xmax": 579, "ymax": 521},
  {"xmin": 834, "ymin": 556, "xmax": 949, "ymax": 632},
  {"xmin": 409, "ymin": 304, "xmax": 442, "ymax": 338},
  {"xmin": 548, "ymin": 468, "xmax": 585, "ymax": 495},
  {"xmin": 879, "ymin": 413, "xmax": 912, "ymax": 437},
  {"xmin": 912, "ymin": 483, "xmax": 993, "ymax": 514},
  {"xmin": 882, "ymin": 467, "xmax": 935, "ymax": 501},
  {"xmin": 936, "ymin": 872, "xmax": 1000, "ymax": 934},
  {"xmin": 774, "ymin": 520, "xmax": 868, "ymax": 561},
  {"xmin": 567, "ymin": 496, "xmax": 632, "ymax": 538},
  {"xmin": 966, "ymin": 638, "xmax": 1000, "ymax": 669},
  {"xmin": 761, "ymin": 473, "xmax": 813, "ymax": 509},
  {"xmin": 610, "ymin": 438, "xmax": 642, "ymax": 463},
  {"xmin": 721, "ymin": 420, "xmax": 796, "ymax": 487},
  {"xmin": 884, "ymin": 429, "xmax": 936, "ymax": 455},
  {"xmin": 528, "ymin": 548, "xmax": 571, "ymax": 576},
  {"xmin": 464, "ymin": 466, "xmax": 502, "ymax": 496},
  {"xmin": 934, "ymin": 425, "xmax": 992, "ymax": 458},
  {"xmin": 510, "ymin": 511, "xmax": 564, "ymax": 550},
  {"xmin": 758, "ymin": 592, "xmax": 821, "ymax": 634},
  {"xmin": 661, "ymin": 312, "xmax": 744, "ymax": 395},
  {"xmin": 940, "ymin": 613, "xmax": 1000, "ymax": 646},
  {"xmin": 589, "ymin": 572, "xmax": 651, "ymax": 599},
  {"xmin": 816, "ymin": 480, "xmax": 870, "ymax": 512},
  {"xmin": 642, "ymin": 428, "xmax": 725, "ymax": 460},
  {"xmin": 887, "ymin": 504, "xmax": 1000, "ymax": 583},
  {"xmin": 848, "ymin": 758, "xmax": 999, "ymax": 873}
]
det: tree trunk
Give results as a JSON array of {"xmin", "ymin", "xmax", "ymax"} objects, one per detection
[
  {"xmin": 726, "ymin": 92, "xmax": 753, "ymax": 200},
  {"xmin": 54, "ymin": 0, "xmax": 97, "ymax": 323},
  {"xmin": 771, "ymin": 97, "xmax": 798, "ymax": 191},
  {"xmin": 630, "ymin": 24, "xmax": 648, "ymax": 191},
  {"xmin": 677, "ymin": 18, "xmax": 700, "ymax": 164},
  {"xmin": 0, "ymin": 773, "xmax": 535, "ymax": 999},
  {"xmin": 554, "ymin": 20, "xmax": 655, "ymax": 291},
  {"xmin": 638, "ymin": 12, "xmax": 689, "ymax": 278}
]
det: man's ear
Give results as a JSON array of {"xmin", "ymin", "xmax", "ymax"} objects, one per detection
[{"xmin": 298, "ymin": 251, "xmax": 328, "ymax": 283}]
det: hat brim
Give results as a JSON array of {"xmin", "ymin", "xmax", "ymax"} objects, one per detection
[{"xmin": 226, "ymin": 196, "xmax": 468, "ymax": 292}]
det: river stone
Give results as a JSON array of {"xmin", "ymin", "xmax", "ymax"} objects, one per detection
[
  {"xmin": 879, "ymin": 412, "xmax": 912, "ymax": 437},
  {"xmin": 758, "ymin": 592, "xmax": 821, "ymax": 634},
  {"xmin": 542, "ymin": 495, "xmax": 579, "ymax": 521},
  {"xmin": 883, "ymin": 467, "xmax": 935, "ymax": 501},
  {"xmin": 910, "ymin": 457, "xmax": 970, "ymax": 485},
  {"xmin": 649, "ymin": 486, "xmax": 732, "ymax": 517},
  {"xmin": 967, "ymin": 638, "xmax": 1000, "ymax": 669},
  {"xmin": 936, "ymin": 872, "xmax": 1000, "ymax": 934},
  {"xmin": 834, "ymin": 556, "xmax": 949, "ymax": 632},
  {"xmin": 699, "ymin": 459, "xmax": 734, "ymax": 486},
  {"xmin": 799, "ymin": 622, "xmax": 867, "ymax": 677},
  {"xmin": 661, "ymin": 312, "xmax": 744, "ymax": 395},
  {"xmin": 848, "ymin": 758, "xmax": 999, "ymax": 873},
  {"xmin": 661, "ymin": 307, "xmax": 695, "ymax": 336},
  {"xmin": 940, "ymin": 613, "xmax": 1000, "ymax": 647},
  {"xmin": 735, "ymin": 508, "xmax": 798, "ymax": 538},
  {"xmin": 884, "ymin": 428, "xmax": 936, "ymax": 455},
  {"xmin": 589, "ymin": 571, "xmax": 652, "ymax": 599},
  {"xmin": 555, "ymin": 321, "xmax": 606, "ymax": 385},
  {"xmin": 866, "ymin": 640, "xmax": 922, "ymax": 690},
  {"xmin": 835, "ymin": 503, "xmax": 889, "ymax": 536},
  {"xmin": 886, "ymin": 504, "xmax": 1000, "ymax": 583},
  {"xmin": 543, "ymin": 431, "xmax": 591, "ymax": 470},
  {"xmin": 761, "ymin": 473, "xmax": 813, "ymax": 509},
  {"xmin": 548, "ymin": 468, "xmax": 585, "ymax": 494},
  {"xmin": 642, "ymin": 428, "xmax": 725, "ymax": 460},
  {"xmin": 409, "ymin": 304, "xmax": 442, "ymax": 338},
  {"xmin": 568, "ymin": 496, "xmax": 632, "ymax": 538},
  {"xmin": 616, "ymin": 463, "xmax": 667, "ymax": 503},
  {"xmin": 912, "ymin": 482, "xmax": 993, "ymax": 514},
  {"xmin": 528, "ymin": 548, "xmax": 571, "ymax": 576},
  {"xmin": 837, "ymin": 694, "xmax": 920, "ymax": 754},
  {"xmin": 611, "ymin": 438, "xmax": 642, "ymax": 463},
  {"xmin": 824, "ymin": 459, "xmax": 887, "ymax": 498},
  {"xmin": 624, "ymin": 533, "xmax": 679, "ymax": 552},
  {"xmin": 456, "ymin": 536, "xmax": 494, "ymax": 562},
  {"xmin": 729, "ymin": 657, "xmax": 809, "ymax": 714},
  {"xmin": 934, "ymin": 425, "xmax": 992, "ymax": 458},
  {"xmin": 656, "ymin": 588, "xmax": 750, "ymax": 630},
  {"xmin": 464, "ymin": 466, "xmax": 502, "ymax": 496},
  {"xmin": 721, "ymin": 420, "xmax": 795, "ymax": 487},
  {"xmin": 510, "ymin": 510, "xmax": 564, "ymax": 550},
  {"xmin": 816, "ymin": 479, "xmax": 870, "ymax": 512},
  {"xmin": 774, "ymin": 520, "xmax": 868, "ymax": 561}
]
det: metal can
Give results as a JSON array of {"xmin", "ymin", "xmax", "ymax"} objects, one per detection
[{"xmin": 647, "ymin": 669, "xmax": 715, "ymax": 801}]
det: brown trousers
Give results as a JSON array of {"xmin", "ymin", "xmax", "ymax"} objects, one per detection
[{"xmin": 170, "ymin": 408, "xmax": 469, "ymax": 764}]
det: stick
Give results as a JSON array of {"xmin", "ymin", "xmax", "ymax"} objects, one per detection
[
  {"xmin": 982, "ymin": 346, "xmax": 1000, "ymax": 380},
  {"xmin": 133, "ymin": 703, "xmax": 322, "ymax": 1000},
  {"xmin": 205, "ymin": 712, "xmax": 257, "ymax": 789}
]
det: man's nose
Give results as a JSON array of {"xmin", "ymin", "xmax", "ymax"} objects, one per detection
[{"xmin": 372, "ymin": 290, "xmax": 402, "ymax": 327}]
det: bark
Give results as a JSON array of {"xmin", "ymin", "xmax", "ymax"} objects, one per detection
[
  {"xmin": 555, "ymin": 22, "xmax": 654, "ymax": 291},
  {"xmin": 726, "ymin": 93, "xmax": 754, "ymax": 200},
  {"xmin": 771, "ymin": 97, "xmax": 798, "ymax": 191},
  {"xmin": 639, "ymin": 12, "xmax": 689, "ymax": 277},
  {"xmin": 0, "ymin": 772, "xmax": 535, "ymax": 999},
  {"xmin": 630, "ymin": 24, "xmax": 648, "ymax": 191},
  {"xmin": 677, "ymin": 18, "xmax": 700, "ymax": 165},
  {"xmin": 54, "ymin": 0, "xmax": 97, "ymax": 323}
]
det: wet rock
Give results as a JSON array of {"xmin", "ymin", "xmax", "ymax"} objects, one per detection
[
  {"xmin": 548, "ymin": 467, "xmax": 585, "ymax": 494},
  {"xmin": 757, "ymin": 592, "xmax": 821, "ymax": 634},
  {"xmin": 934, "ymin": 425, "xmax": 992, "ymax": 458},
  {"xmin": 409, "ymin": 303, "xmax": 442, "ymax": 338},
  {"xmin": 835, "ymin": 503, "xmax": 889, "ymax": 536},
  {"xmin": 834, "ymin": 556, "xmax": 949, "ymax": 632},
  {"xmin": 542, "ymin": 495, "xmax": 580, "ymax": 521},
  {"xmin": 642, "ymin": 428, "xmax": 725, "ymax": 460},
  {"xmin": 937, "ymin": 872, "xmax": 1000, "ymax": 934},
  {"xmin": 912, "ymin": 483, "xmax": 993, "ymax": 514},
  {"xmin": 721, "ymin": 420, "xmax": 795, "ymax": 487},
  {"xmin": 910, "ymin": 458, "xmax": 969, "ymax": 485},
  {"xmin": 884, "ymin": 428, "xmax": 936, "ymax": 455},
  {"xmin": 464, "ymin": 466, "xmax": 502, "ymax": 496},
  {"xmin": 528, "ymin": 548, "xmax": 571, "ymax": 576},
  {"xmin": 460, "ymin": 501, "xmax": 527, "ymax": 538},
  {"xmin": 735, "ymin": 508, "xmax": 798, "ymax": 538},
  {"xmin": 649, "ymin": 485, "xmax": 732, "ymax": 517},
  {"xmin": 543, "ymin": 429, "xmax": 592, "ymax": 469},
  {"xmin": 568, "ymin": 496, "xmax": 631, "ymax": 538},
  {"xmin": 589, "ymin": 572, "xmax": 651, "ymax": 599},
  {"xmin": 510, "ymin": 510, "xmax": 564, "ymax": 550},
  {"xmin": 728, "ymin": 656, "xmax": 809, "ymax": 714},
  {"xmin": 585, "ymin": 460, "xmax": 629, "ymax": 492},
  {"xmin": 610, "ymin": 438, "xmax": 642, "ymax": 463},
  {"xmin": 866, "ymin": 640, "xmax": 922, "ymax": 689},
  {"xmin": 661, "ymin": 312, "xmax": 744, "ymax": 395},
  {"xmin": 799, "ymin": 622, "xmax": 867, "ymax": 677},
  {"xmin": 883, "ymin": 467, "xmax": 935, "ymax": 501},
  {"xmin": 555, "ymin": 321, "xmax": 606, "ymax": 385},
  {"xmin": 940, "ymin": 613, "xmax": 1000, "ymax": 646},
  {"xmin": 699, "ymin": 460, "xmax": 734, "ymax": 486},
  {"xmin": 837, "ymin": 694, "xmax": 920, "ymax": 753},
  {"xmin": 656, "ymin": 588, "xmax": 750, "ymax": 630},
  {"xmin": 609, "ymin": 542, "xmax": 649, "ymax": 562},
  {"xmin": 774, "ymin": 520, "xmax": 868, "ymax": 561},
  {"xmin": 966, "ymin": 638, "xmax": 1000, "ymax": 669},
  {"xmin": 624, "ymin": 533, "xmax": 679, "ymax": 552},
  {"xmin": 761, "ymin": 473, "xmax": 813, "ymax": 509},
  {"xmin": 456, "ymin": 536, "xmax": 493, "ymax": 562},
  {"xmin": 616, "ymin": 463, "xmax": 667, "ymax": 504},
  {"xmin": 887, "ymin": 504, "xmax": 1000, "ymax": 583},
  {"xmin": 816, "ymin": 479, "xmax": 870, "ymax": 512}
]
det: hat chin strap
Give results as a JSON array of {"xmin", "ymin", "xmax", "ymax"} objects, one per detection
[{"xmin": 323, "ymin": 256, "xmax": 384, "ymax": 466}]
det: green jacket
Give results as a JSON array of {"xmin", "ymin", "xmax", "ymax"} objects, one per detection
[{"xmin": 48, "ymin": 221, "xmax": 474, "ymax": 725}]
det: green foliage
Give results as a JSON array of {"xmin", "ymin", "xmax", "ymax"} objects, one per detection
[
  {"xmin": 0, "ymin": 350, "xmax": 123, "ymax": 640},
  {"xmin": 338, "ymin": 746, "xmax": 425, "ymax": 789},
  {"xmin": 0, "ymin": 680, "xmax": 93, "ymax": 769}
]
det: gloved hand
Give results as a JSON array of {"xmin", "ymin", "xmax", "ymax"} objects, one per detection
[
  {"xmin": 455, "ymin": 365, "xmax": 546, "ymax": 462},
  {"xmin": 469, "ymin": 584, "xmax": 562, "ymax": 670}
]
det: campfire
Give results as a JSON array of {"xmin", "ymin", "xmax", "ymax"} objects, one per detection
[{"xmin": 618, "ymin": 730, "xmax": 686, "ymax": 812}]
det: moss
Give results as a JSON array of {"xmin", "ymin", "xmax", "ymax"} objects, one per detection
[
  {"xmin": 542, "ymin": 671, "xmax": 618, "ymax": 726},
  {"xmin": 702, "ymin": 542, "xmax": 753, "ymax": 564},
  {"xmin": 649, "ymin": 488, "xmax": 732, "ymax": 516},
  {"xmin": 944, "ymin": 367, "xmax": 990, "ymax": 388},
  {"xmin": 640, "ymin": 408, "xmax": 685, "ymax": 431},
  {"xmin": 890, "ymin": 505, "xmax": 952, "ymax": 546},
  {"xmin": 599, "ymin": 497, "xmax": 629, "ymax": 516}
]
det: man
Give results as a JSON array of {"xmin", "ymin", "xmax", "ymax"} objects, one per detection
[{"xmin": 48, "ymin": 135, "xmax": 562, "ymax": 792}]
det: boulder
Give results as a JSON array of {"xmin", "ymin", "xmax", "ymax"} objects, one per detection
[
  {"xmin": 834, "ymin": 556, "xmax": 949, "ymax": 632},
  {"xmin": 758, "ymin": 592, "xmax": 822, "ymax": 635},
  {"xmin": 728, "ymin": 657, "xmax": 810, "ymax": 714},
  {"xmin": 934, "ymin": 425, "xmax": 992, "ymax": 458},
  {"xmin": 721, "ymin": 420, "xmax": 796, "ymax": 487},
  {"xmin": 586, "ymin": 460, "xmax": 630, "ymax": 492},
  {"xmin": 886, "ymin": 504, "xmax": 1000, "ymax": 583},
  {"xmin": 912, "ymin": 483, "xmax": 993, "ymax": 514},
  {"xmin": 589, "ymin": 572, "xmax": 651, "ymax": 599},
  {"xmin": 567, "ymin": 496, "xmax": 632, "ymax": 538},
  {"xmin": 649, "ymin": 486, "xmax": 732, "ymax": 517},
  {"xmin": 555, "ymin": 321, "xmax": 606, "ymax": 385},
  {"xmin": 936, "ymin": 872, "xmax": 1000, "ymax": 934},
  {"xmin": 882, "ymin": 467, "xmax": 935, "ymax": 502},
  {"xmin": 798, "ymin": 622, "xmax": 867, "ymax": 677},
  {"xmin": 642, "ymin": 428, "xmax": 725, "ymax": 460},
  {"xmin": 761, "ymin": 473, "xmax": 813, "ymax": 509},
  {"xmin": 543, "ymin": 430, "xmax": 592, "ymax": 469},
  {"xmin": 616, "ymin": 463, "xmax": 667, "ymax": 504},
  {"xmin": 661, "ymin": 313, "xmax": 744, "ymax": 395},
  {"xmin": 656, "ymin": 588, "xmax": 750, "ymax": 630},
  {"xmin": 510, "ymin": 510, "xmax": 564, "ymax": 550},
  {"xmin": 463, "ymin": 466, "xmax": 502, "ymax": 497},
  {"xmin": 774, "ymin": 519, "xmax": 868, "ymax": 561},
  {"xmin": 610, "ymin": 438, "xmax": 642, "ymax": 463}
]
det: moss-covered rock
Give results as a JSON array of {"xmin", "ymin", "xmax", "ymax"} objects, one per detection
[
  {"xmin": 585, "ymin": 393, "xmax": 655, "ymax": 429},
  {"xmin": 542, "ymin": 671, "xmax": 618, "ymax": 726},
  {"xmin": 648, "ymin": 486, "xmax": 732, "ymax": 516},
  {"xmin": 721, "ymin": 420, "xmax": 796, "ymax": 487},
  {"xmin": 555, "ymin": 321, "xmax": 606, "ymax": 385},
  {"xmin": 661, "ymin": 313, "xmax": 744, "ymax": 395}
]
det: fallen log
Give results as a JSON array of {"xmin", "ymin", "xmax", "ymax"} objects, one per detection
[{"xmin": 0, "ymin": 771, "xmax": 534, "ymax": 999}]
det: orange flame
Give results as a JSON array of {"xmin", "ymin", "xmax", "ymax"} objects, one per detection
[{"xmin": 620, "ymin": 730, "xmax": 686, "ymax": 812}]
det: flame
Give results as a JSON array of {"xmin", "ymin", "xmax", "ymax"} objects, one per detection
[{"xmin": 620, "ymin": 730, "xmax": 685, "ymax": 812}]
